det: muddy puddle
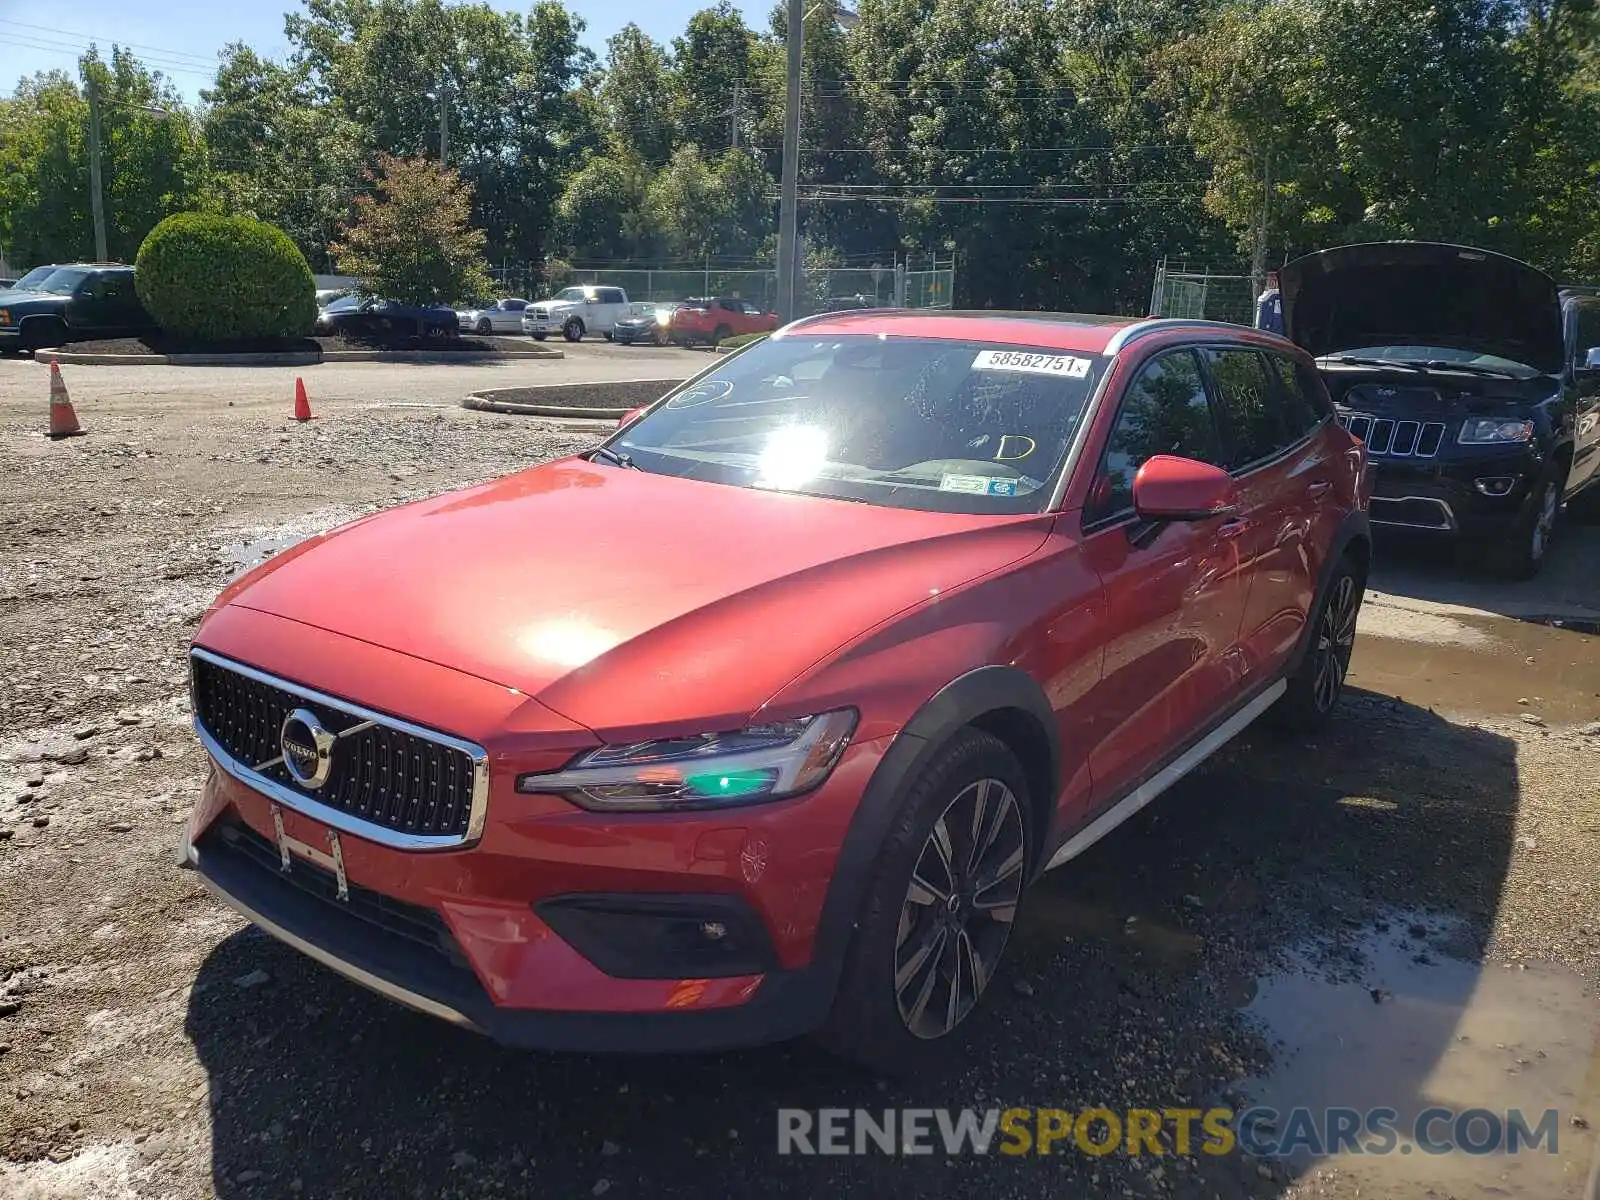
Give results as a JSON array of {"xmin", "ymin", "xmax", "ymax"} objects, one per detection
[
  {"xmin": 1354, "ymin": 602, "xmax": 1600, "ymax": 723},
  {"xmin": 1237, "ymin": 911, "xmax": 1600, "ymax": 1196}
]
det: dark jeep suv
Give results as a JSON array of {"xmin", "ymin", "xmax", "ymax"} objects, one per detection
[
  {"xmin": 1280, "ymin": 242, "xmax": 1600, "ymax": 577},
  {"xmin": 0, "ymin": 263, "xmax": 155, "ymax": 354}
]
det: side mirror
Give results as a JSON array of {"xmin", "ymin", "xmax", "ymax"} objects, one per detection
[
  {"xmin": 617, "ymin": 406, "xmax": 646, "ymax": 429},
  {"xmin": 1581, "ymin": 347, "xmax": 1600, "ymax": 372},
  {"xmin": 1132, "ymin": 455, "xmax": 1236, "ymax": 522}
]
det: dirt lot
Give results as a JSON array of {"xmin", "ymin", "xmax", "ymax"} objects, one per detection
[{"xmin": 0, "ymin": 356, "xmax": 1597, "ymax": 1200}]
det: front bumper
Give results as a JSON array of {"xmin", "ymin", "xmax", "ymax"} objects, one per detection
[
  {"xmin": 612, "ymin": 326, "xmax": 658, "ymax": 344},
  {"xmin": 181, "ymin": 803, "xmax": 839, "ymax": 1051},
  {"xmin": 1365, "ymin": 446, "xmax": 1543, "ymax": 536}
]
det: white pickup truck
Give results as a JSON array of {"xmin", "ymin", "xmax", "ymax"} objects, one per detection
[{"xmin": 521, "ymin": 285, "xmax": 631, "ymax": 342}]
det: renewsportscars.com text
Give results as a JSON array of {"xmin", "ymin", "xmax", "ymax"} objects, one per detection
[{"xmin": 776, "ymin": 1106, "xmax": 1565, "ymax": 1158}]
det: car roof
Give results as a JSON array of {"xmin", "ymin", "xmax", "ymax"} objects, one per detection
[{"xmin": 777, "ymin": 309, "xmax": 1258, "ymax": 355}]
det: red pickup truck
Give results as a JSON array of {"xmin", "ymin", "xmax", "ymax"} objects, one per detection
[{"xmin": 669, "ymin": 296, "xmax": 779, "ymax": 347}]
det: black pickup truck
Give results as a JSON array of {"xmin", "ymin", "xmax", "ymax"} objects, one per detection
[
  {"xmin": 0, "ymin": 263, "xmax": 156, "ymax": 353},
  {"xmin": 1279, "ymin": 242, "xmax": 1600, "ymax": 578}
]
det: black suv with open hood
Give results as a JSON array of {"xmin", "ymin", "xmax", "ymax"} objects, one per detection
[{"xmin": 1280, "ymin": 242, "xmax": 1600, "ymax": 577}]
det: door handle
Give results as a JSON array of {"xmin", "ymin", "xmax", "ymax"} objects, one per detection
[
  {"xmin": 1307, "ymin": 481, "xmax": 1332, "ymax": 498},
  {"xmin": 1217, "ymin": 518, "xmax": 1251, "ymax": 539}
]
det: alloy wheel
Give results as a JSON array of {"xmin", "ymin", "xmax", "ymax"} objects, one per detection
[
  {"xmin": 1312, "ymin": 573, "xmax": 1359, "ymax": 712},
  {"xmin": 894, "ymin": 778, "xmax": 1025, "ymax": 1039}
]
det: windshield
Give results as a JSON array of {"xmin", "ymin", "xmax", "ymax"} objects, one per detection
[
  {"xmin": 323, "ymin": 295, "xmax": 364, "ymax": 312},
  {"xmin": 1326, "ymin": 344, "xmax": 1540, "ymax": 376},
  {"xmin": 15, "ymin": 267, "xmax": 90, "ymax": 295},
  {"xmin": 552, "ymin": 287, "xmax": 588, "ymax": 302},
  {"xmin": 679, "ymin": 298, "xmax": 711, "ymax": 310},
  {"xmin": 12, "ymin": 266, "xmax": 59, "ymax": 290},
  {"xmin": 611, "ymin": 335, "xmax": 1105, "ymax": 514}
]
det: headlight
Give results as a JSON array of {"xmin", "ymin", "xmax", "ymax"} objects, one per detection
[
  {"xmin": 655, "ymin": 308, "xmax": 673, "ymax": 325},
  {"xmin": 1459, "ymin": 418, "xmax": 1534, "ymax": 444},
  {"xmin": 0, "ymin": 309, "xmax": 10, "ymax": 325},
  {"xmin": 517, "ymin": 709, "xmax": 858, "ymax": 811}
]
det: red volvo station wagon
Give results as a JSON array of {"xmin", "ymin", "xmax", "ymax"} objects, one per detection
[{"xmin": 180, "ymin": 310, "xmax": 1370, "ymax": 1071}]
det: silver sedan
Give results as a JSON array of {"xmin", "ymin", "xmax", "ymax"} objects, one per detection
[{"xmin": 456, "ymin": 298, "xmax": 529, "ymax": 334}]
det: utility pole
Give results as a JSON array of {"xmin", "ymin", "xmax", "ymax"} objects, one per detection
[
  {"xmin": 1250, "ymin": 150, "xmax": 1271, "ymax": 299},
  {"xmin": 87, "ymin": 76, "xmax": 107, "ymax": 262},
  {"xmin": 775, "ymin": 0, "xmax": 804, "ymax": 322},
  {"xmin": 731, "ymin": 84, "xmax": 741, "ymax": 151},
  {"xmin": 438, "ymin": 75, "xmax": 450, "ymax": 164}
]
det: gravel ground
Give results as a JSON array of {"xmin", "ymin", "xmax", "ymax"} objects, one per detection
[
  {"xmin": 0, "ymin": 360, "xmax": 1596, "ymax": 1200},
  {"xmin": 472, "ymin": 380, "xmax": 686, "ymax": 412}
]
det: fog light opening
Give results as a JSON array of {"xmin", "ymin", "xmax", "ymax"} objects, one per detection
[{"xmin": 1474, "ymin": 476, "xmax": 1516, "ymax": 497}]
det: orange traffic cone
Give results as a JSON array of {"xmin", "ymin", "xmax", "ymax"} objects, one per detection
[
  {"xmin": 47, "ymin": 359, "xmax": 84, "ymax": 439},
  {"xmin": 292, "ymin": 377, "xmax": 313, "ymax": 422}
]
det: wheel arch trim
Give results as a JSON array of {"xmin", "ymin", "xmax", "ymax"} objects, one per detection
[{"xmin": 807, "ymin": 666, "xmax": 1060, "ymax": 989}]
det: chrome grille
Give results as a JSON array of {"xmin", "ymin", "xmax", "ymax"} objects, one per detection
[
  {"xmin": 190, "ymin": 649, "xmax": 487, "ymax": 849},
  {"xmin": 1338, "ymin": 413, "xmax": 1445, "ymax": 458}
]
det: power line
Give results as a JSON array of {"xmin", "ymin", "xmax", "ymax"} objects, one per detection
[{"xmin": 0, "ymin": 19, "xmax": 218, "ymax": 67}]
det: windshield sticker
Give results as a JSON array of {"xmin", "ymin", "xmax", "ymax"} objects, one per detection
[
  {"xmin": 665, "ymin": 379, "xmax": 734, "ymax": 409},
  {"xmin": 971, "ymin": 350, "xmax": 1092, "ymax": 378},
  {"xmin": 940, "ymin": 473, "xmax": 1019, "ymax": 497}
]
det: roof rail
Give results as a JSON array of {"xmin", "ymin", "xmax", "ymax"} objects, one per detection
[{"xmin": 1101, "ymin": 317, "xmax": 1251, "ymax": 355}]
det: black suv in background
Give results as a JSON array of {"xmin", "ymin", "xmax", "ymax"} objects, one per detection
[
  {"xmin": 1280, "ymin": 242, "xmax": 1600, "ymax": 577},
  {"xmin": 0, "ymin": 263, "xmax": 156, "ymax": 354}
]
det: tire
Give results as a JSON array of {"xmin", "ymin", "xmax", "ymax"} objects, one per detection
[
  {"xmin": 1489, "ymin": 470, "xmax": 1564, "ymax": 580},
  {"xmin": 531, "ymin": 333, "xmax": 547, "ymax": 342},
  {"xmin": 713, "ymin": 324, "xmax": 732, "ymax": 346},
  {"xmin": 1272, "ymin": 553, "xmax": 1365, "ymax": 733},
  {"xmin": 816, "ymin": 728, "xmax": 1031, "ymax": 1075},
  {"xmin": 476, "ymin": 318, "xmax": 492, "ymax": 335},
  {"xmin": 21, "ymin": 319, "xmax": 66, "ymax": 352},
  {"xmin": 603, "ymin": 331, "xmax": 614, "ymax": 342},
  {"xmin": 563, "ymin": 318, "xmax": 585, "ymax": 342}
]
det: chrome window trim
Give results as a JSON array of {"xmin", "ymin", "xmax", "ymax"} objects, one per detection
[{"xmin": 189, "ymin": 646, "xmax": 490, "ymax": 852}]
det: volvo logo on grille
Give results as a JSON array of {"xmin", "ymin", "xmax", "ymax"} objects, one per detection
[{"xmin": 279, "ymin": 708, "xmax": 337, "ymax": 789}]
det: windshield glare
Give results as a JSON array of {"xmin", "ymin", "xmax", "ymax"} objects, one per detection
[
  {"xmin": 1331, "ymin": 344, "xmax": 1538, "ymax": 374},
  {"xmin": 553, "ymin": 287, "xmax": 588, "ymax": 302},
  {"xmin": 613, "ymin": 335, "xmax": 1105, "ymax": 514},
  {"xmin": 13, "ymin": 267, "xmax": 57, "ymax": 290}
]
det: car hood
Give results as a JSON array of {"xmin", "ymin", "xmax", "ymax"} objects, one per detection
[
  {"xmin": 1279, "ymin": 242, "xmax": 1565, "ymax": 374},
  {"xmin": 212, "ymin": 462, "xmax": 1050, "ymax": 737},
  {"xmin": 0, "ymin": 288, "xmax": 62, "ymax": 306}
]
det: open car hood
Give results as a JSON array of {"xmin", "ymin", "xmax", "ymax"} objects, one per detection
[{"xmin": 1279, "ymin": 242, "xmax": 1565, "ymax": 374}]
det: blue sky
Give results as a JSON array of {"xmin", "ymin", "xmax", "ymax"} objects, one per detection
[{"xmin": 0, "ymin": 0, "xmax": 770, "ymax": 101}]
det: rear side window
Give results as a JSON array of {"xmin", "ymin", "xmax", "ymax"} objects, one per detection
[
  {"xmin": 601, "ymin": 288, "xmax": 626, "ymax": 304},
  {"xmin": 1203, "ymin": 348, "xmax": 1291, "ymax": 468},
  {"xmin": 1266, "ymin": 352, "xmax": 1328, "ymax": 438},
  {"xmin": 1087, "ymin": 349, "xmax": 1224, "ymax": 525}
]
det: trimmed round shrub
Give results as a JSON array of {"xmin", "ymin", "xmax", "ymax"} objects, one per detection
[{"xmin": 135, "ymin": 213, "xmax": 316, "ymax": 342}]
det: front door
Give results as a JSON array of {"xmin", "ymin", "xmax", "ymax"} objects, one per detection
[
  {"xmin": 1077, "ymin": 347, "xmax": 1252, "ymax": 809},
  {"xmin": 1198, "ymin": 346, "xmax": 1327, "ymax": 678}
]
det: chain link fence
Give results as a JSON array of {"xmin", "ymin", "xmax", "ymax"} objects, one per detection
[
  {"xmin": 1148, "ymin": 259, "xmax": 1258, "ymax": 326},
  {"xmin": 522, "ymin": 257, "xmax": 956, "ymax": 314}
]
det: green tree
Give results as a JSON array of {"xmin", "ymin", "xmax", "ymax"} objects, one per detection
[
  {"xmin": 555, "ymin": 154, "xmax": 655, "ymax": 259},
  {"xmin": 330, "ymin": 154, "xmax": 491, "ymax": 303},
  {"xmin": 0, "ymin": 48, "xmax": 207, "ymax": 267},
  {"xmin": 598, "ymin": 25, "xmax": 676, "ymax": 165},
  {"xmin": 672, "ymin": 4, "xmax": 754, "ymax": 153}
]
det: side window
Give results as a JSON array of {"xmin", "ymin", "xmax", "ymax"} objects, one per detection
[
  {"xmin": 1266, "ymin": 352, "xmax": 1327, "ymax": 438},
  {"xmin": 1573, "ymin": 302, "xmax": 1600, "ymax": 364},
  {"xmin": 505, "ymin": 300, "xmax": 526, "ymax": 312},
  {"xmin": 1203, "ymin": 348, "xmax": 1290, "ymax": 468},
  {"xmin": 1087, "ymin": 350, "xmax": 1223, "ymax": 525},
  {"xmin": 602, "ymin": 288, "xmax": 626, "ymax": 305}
]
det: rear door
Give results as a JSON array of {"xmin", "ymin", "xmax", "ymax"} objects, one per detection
[
  {"xmin": 1199, "ymin": 345, "xmax": 1331, "ymax": 678},
  {"xmin": 1078, "ymin": 347, "xmax": 1252, "ymax": 808}
]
